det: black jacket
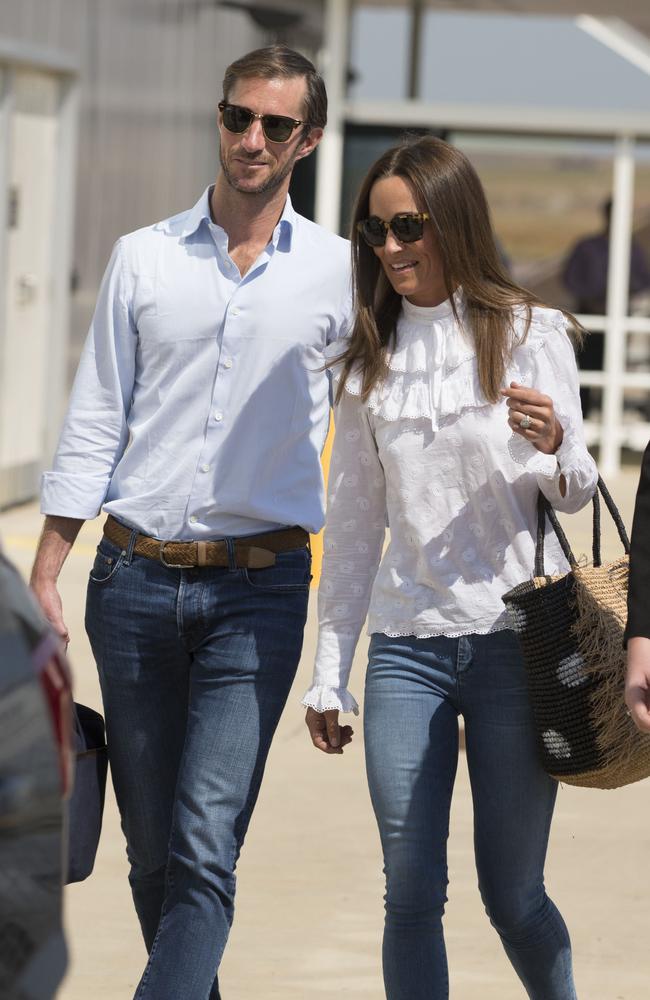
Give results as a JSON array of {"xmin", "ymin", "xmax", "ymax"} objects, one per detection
[{"xmin": 626, "ymin": 441, "xmax": 650, "ymax": 642}]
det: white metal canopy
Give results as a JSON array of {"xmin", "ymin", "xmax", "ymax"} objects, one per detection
[
  {"xmin": 342, "ymin": 0, "xmax": 650, "ymax": 40},
  {"xmin": 315, "ymin": 1, "xmax": 650, "ymax": 474}
]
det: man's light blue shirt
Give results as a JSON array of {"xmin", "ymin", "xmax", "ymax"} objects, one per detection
[{"xmin": 42, "ymin": 189, "xmax": 352, "ymax": 539}]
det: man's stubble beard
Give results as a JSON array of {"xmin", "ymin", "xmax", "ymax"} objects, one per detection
[{"xmin": 219, "ymin": 146, "xmax": 299, "ymax": 196}]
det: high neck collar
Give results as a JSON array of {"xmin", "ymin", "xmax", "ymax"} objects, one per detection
[{"xmin": 402, "ymin": 288, "xmax": 462, "ymax": 323}]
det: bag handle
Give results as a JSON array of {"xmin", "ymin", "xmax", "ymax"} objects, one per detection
[{"xmin": 534, "ymin": 475, "xmax": 630, "ymax": 577}]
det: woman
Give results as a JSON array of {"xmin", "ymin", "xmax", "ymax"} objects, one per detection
[{"xmin": 303, "ymin": 136, "xmax": 597, "ymax": 999}]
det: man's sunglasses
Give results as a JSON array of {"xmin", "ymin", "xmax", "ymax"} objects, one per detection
[
  {"xmin": 357, "ymin": 212, "xmax": 430, "ymax": 247},
  {"xmin": 218, "ymin": 101, "xmax": 306, "ymax": 143}
]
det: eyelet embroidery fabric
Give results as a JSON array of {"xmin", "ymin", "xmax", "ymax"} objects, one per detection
[{"xmin": 302, "ymin": 297, "xmax": 598, "ymax": 716}]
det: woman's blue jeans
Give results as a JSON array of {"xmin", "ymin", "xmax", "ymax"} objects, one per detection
[
  {"xmin": 85, "ymin": 531, "xmax": 311, "ymax": 1000},
  {"xmin": 364, "ymin": 630, "xmax": 577, "ymax": 1000}
]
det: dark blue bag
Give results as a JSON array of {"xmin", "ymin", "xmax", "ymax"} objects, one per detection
[{"xmin": 65, "ymin": 703, "xmax": 108, "ymax": 883}]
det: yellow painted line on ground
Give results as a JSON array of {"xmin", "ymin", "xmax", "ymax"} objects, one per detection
[{"xmin": 310, "ymin": 420, "xmax": 334, "ymax": 587}]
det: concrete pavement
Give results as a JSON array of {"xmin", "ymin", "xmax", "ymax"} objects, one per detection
[{"xmin": 1, "ymin": 468, "xmax": 649, "ymax": 1000}]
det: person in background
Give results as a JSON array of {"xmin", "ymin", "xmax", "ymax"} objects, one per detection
[
  {"xmin": 30, "ymin": 45, "xmax": 350, "ymax": 1000},
  {"xmin": 625, "ymin": 440, "xmax": 650, "ymax": 733},
  {"xmin": 562, "ymin": 197, "xmax": 650, "ymax": 417},
  {"xmin": 304, "ymin": 135, "xmax": 597, "ymax": 1000}
]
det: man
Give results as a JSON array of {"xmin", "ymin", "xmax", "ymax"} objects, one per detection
[
  {"xmin": 562, "ymin": 197, "xmax": 650, "ymax": 417},
  {"xmin": 31, "ymin": 46, "xmax": 351, "ymax": 999}
]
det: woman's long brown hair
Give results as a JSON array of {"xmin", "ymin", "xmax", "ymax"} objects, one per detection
[{"xmin": 334, "ymin": 136, "xmax": 580, "ymax": 405}]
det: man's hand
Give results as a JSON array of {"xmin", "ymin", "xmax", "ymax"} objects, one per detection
[
  {"xmin": 30, "ymin": 576, "xmax": 70, "ymax": 647},
  {"xmin": 501, "ymin": 382, "xmax": 564, "ymax": 456},
  {"xmin": 305, "ymin": 707, "xmax": 354, "ymax": 755},
  {"xmin": 625, "ymin": 636, "xmax": 650, "ymax": 734},
  {"xmin": 30, "ymin": 515, "xmax": 84, "ymax": 648}
]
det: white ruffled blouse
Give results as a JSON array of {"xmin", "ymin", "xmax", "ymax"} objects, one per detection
[{"xmin": 302, "ymin": 295, "xmax": 599, "ymax": 716}]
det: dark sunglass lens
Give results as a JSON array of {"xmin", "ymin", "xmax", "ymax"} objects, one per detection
[
  {"xmin": 360, "ymin": 217, "xmax": 387, "ymax": 246},
  {"xmin": 262, "ymin": 115, "xmax": 294, "ymax": 142},
  {"xmin": 223, "ymin": 105, "xmax": 253, "ymax": 133},
  {"xmin": 392, "ymin": 215, "xmax": 424, "ymax": 243}
]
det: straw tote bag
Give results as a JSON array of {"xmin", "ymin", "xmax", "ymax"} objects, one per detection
[{"xmin": 502, "ymin": 477, "xmax": 650, "ymax": 789}]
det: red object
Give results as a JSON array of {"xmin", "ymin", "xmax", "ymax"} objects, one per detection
[{"xmin": 35, "ymin": 633, "xmax": 74, "ymax": 798}]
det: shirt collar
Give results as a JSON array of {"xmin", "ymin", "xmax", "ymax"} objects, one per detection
[
  {"xmin": 274, "ymin": 193, "xmax": 296, "ymax": 251},
  {"xmin": 178, "ymin": 185, "xmax": 296, "ymax": 251},
  {"xmin": 178, "ymin": 186, "xmax": 213, "ymax": 240}
]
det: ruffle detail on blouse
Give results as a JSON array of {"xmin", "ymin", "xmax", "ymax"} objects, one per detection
[
  {"xmin": 301, "ymin": 684, "xmax": 360, "ymax": 716},
  {"xmin": 324, "ymin": 339, "xmax": 434, "ymax": 422},
  {"xmin": 323, "ymin": 331, "xmax": 430, "ymax": 378},
  {"xmin": 324, "ymin": 305, "xmax": 568, "ymax": 426},
  {"xmin": 324, "ymin": 322, "xmax": 484, "ymax": 425}
]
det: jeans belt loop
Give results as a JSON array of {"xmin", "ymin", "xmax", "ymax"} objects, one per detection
[
  {"xmin": 123, "ymin": 527, "xmax": 138, "ymax": 566},
  {"xmin": 197, "ymin": 541, "xmax": 208, "ymax": 567}
]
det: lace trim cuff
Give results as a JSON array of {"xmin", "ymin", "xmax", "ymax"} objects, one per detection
[
  {"xmin": 507, "ymin": 432, "xmax": 558, "ymax": 476},
  {"xmin": 508, "ymin": 436, "xmax": 588, "ymax": 481},
  {"xmin": 552, "ymin": 428, "xmax": 584, "ymax": 475},
  {"xmin": 301, "ymin": 685, "xmax": 360, "ymax": 716}
]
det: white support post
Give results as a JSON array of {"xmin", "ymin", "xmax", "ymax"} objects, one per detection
[
  {"xmin": 314, "ymin": 0, "xmax": 348, "ymax": 234},
  {"xmin": 600, "ymin": 134, "xmax": 635, "ymax": 476},
  {"xmin": 0, "ymin": 68, "xmax": 13, "ymax": 401},
  {"xmin": 0, "ymin": 68, "xmax": 15, "ymax": 506},
  {"xmin": 46, "ymin": 74, "xmax": 80, "ymax": 463}
]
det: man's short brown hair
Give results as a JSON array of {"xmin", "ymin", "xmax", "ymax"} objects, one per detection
[{"xmin": 222, "ymin": 45, "xmax": 327, "ymax": 130}]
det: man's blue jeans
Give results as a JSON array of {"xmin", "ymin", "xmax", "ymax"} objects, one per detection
[
  {"xmin": 364, "ymin": 630, "xmax": 577, "ymax": 1000},
  {"xmin": 85, "ymin": 530, "xmax": 311, "ymax": 1000}
]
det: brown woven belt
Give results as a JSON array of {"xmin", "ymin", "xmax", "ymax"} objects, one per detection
[{"xmin": 104, "ymin": 515, "xmax": 309, "ymax": 569}]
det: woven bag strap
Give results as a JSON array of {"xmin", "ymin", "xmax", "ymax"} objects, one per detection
[
  {"xmin": 534, "ymin": 475, "xmax": 630, "ymax": 576},
  {"xmin": 591, "ymin": 475, "xmax": 630, "ymax": 564},
  {"xmin": 535, "ymin": 494, "xmax": 576, "ymax": 574}
]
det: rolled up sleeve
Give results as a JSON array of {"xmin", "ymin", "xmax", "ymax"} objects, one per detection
[{"xmin": 41, "ymin": 239, "xmax": 137, "ymax": 518}]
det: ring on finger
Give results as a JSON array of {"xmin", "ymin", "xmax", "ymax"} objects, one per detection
[{"xmin": 520, "ymin": 413, "xmax": 532, "ymax": 430}]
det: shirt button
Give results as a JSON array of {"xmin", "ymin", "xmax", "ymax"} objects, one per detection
[
  {"xmin": 214, "ymin": 411, "xmax": 223, "ymax": 422},
  {"xmin": 223, "ymin": 358, "xmax": 233, "ymax": 369},
  {"xmin": 200, "ymin": 463, "xmax": 210, "ymax": 472},
  {"xmin": 189, "ymin": 515, "xmax": 198, "ymax": 524},
  {"xmin": 231, "ymin": 307, "xmax": 239, "ymax": 316}
]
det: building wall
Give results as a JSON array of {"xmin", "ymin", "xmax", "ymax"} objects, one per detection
[{"xmin": 0, "ymin": 0, "xmax": 265, "ymax": 368}]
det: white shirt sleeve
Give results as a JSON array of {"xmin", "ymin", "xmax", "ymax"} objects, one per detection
[
  {"xmin": 525, "ymin": 322, "xmax": 598, "ymax": 513},
  {"xmin": 328, "ymin": 278, "xmax": 354, "ymax": 345},
  {"xmin": 41, "ymin": 239, "xmax": 137, "ymax": 518},
  {"xmin": 302, "ymin": 387, "xmax": 386, "ymax": 715}
]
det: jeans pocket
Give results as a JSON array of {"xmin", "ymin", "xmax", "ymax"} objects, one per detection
[
  {"xmin": 242, "ymin": 548, "xmax": 311, "ymax": 592},
  {"xmin": 88, "ymin": 542, "xmax": 126, "ymax": 586}
]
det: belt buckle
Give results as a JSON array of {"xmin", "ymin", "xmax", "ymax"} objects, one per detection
[{"xmin": 159, "ymin": 541, "xmax": 191, "ymax": 568}]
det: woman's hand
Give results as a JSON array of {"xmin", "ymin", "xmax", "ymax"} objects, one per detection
[
  {"xmin": 501, "ymin": 382, "xmax": 564, "ymax": 456},
  {"xmin": 625, "ymin": 637, "xmax": 650, "ymax": 734},
  {"xmin": 305, "ymin": 707, "xmax": 354, "ymax": 754}
]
